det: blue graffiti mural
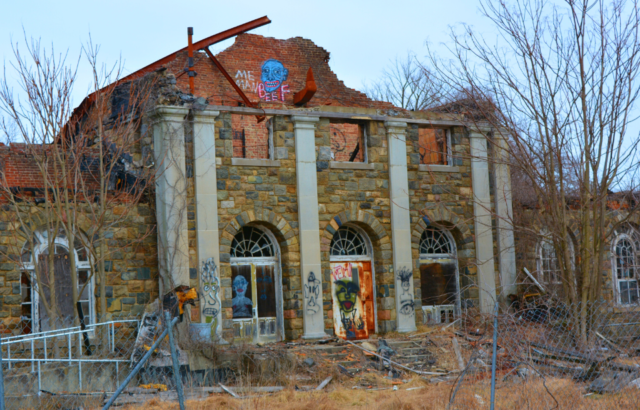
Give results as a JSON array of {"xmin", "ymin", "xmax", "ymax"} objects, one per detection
[{"xmin": 258, "ymin": 59, "xmax": 290, "ymax": 102}]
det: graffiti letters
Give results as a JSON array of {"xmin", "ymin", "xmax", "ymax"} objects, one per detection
[
  {"xmin": 201, "ymin": 258, "xmax": 222, "ymax": 337},
  {"xmin": 304, "ymin": 271, "xmax": 321, "ymax": 315},
  {"xmin": 397, "ymin": 267, "xmax": 415, "ymax": 316},
  {"xmin": 234, "ymin": 59, "xmax": 291, "ymax": 102}
]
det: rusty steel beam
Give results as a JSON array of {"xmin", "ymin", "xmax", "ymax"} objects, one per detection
[
  {"xmin": 294, "ymin": 67, "xmax": 317, "ymax": 106},
  {"xmin": 118, "ymin": 16, "xmax": 271, "ymax": 84},
  {"xmin": 187, "ymin": 27, "xmax": 195, "ymax": 94},
  {"xmin": 204, "ymin": 47, "xmax": 265, "ymax": 122}
]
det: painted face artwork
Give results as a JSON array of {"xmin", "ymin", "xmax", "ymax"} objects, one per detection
[
  {"xmin": 232, "ymin": 275, "xmax": 253, "ymax": 318},
  {"xmin": 261, "ymin": 59, "xmax": 289, "ymax": 92},
  {"xmin": 335, "ymin": 279, "xmax": 359, "ymax": 314}
]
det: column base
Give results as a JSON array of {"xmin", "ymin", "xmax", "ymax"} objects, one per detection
[
  {"xmin": 302, "ymin": 332, "xmax": 329, "ymax": 340},
  {"xmin": 397, "ymin": 325, "xmax": 418, "ymax": 333}
]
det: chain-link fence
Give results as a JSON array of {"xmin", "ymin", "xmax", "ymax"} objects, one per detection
[
  {"xmin": 3, "ymin": 298, "xmax": 640, "ymax": 409},
  {"xmin": 445, "ymin": 296, "xmax": 640, "ymax": 409}
]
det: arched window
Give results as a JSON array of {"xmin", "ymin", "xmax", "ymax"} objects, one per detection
[
  {"xmin": 419, "ymin": 226, "xmax": 459, "ymax": 323},
  {"xmin": 20, "ymin": 228, "xmax": 93, "ymax": 333},
  {"xmin": 231, "ymin": 226, "xmax": 275, "ymax": 258},
  {"xmin": 536, "ymin": 235, "xmax": 574, "ymax": 296},
  {"xmin": 420, "ymin": 227, "xmax": 454, "ymax": 256},
  {"xmin": 613, "ymin": 226, "xmax": 640, "ymax": 305},
  {"xmin": 330, "ymin": 226, "xmax": 369, "ymax": 257},
  {"xmin": 229, "ymin": 225, "xmax": 281, "ymax": 343}
]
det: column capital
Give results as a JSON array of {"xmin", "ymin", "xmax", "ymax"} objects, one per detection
[
  {"xmin": 152, "ymin": 105, "xmax": 190, "ymax": 122},
  {"xmin": 193, "ymin": 109, "xmax": 220, "ymax": 124},
  {"xmin": 384, "ymin": 121, "xmax": 408, "ymax": 133},
  {"xmin": 292, "ymin": 115, "xmax": 320, "ymax": 130}
]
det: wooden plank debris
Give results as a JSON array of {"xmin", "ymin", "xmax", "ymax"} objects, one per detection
[{"xmin": 316, "ymin": 376, "xmax": 333, "ymax": 390}]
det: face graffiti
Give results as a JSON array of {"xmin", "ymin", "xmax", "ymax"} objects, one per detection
[
  {"xmin": 396, "ymin": 267, "xmax": 415, "ymax": 316},
  {"xmin": 200, "ymin": 258, "xmax": 222, "ymax": 337},
  {"xmin": 232, "ymin": 274, "xmax": 253, "ymax": 318},
  {"xmin": 304, "ymin": 271, "xmax": 321, "ymax": 315},
  {"xmin": 261, "ymin": 59, "xmax": 288, "ymax": 92},
  {"xmin": 335, "ymin": 279, "xmax": 359, "ymax": 314}
]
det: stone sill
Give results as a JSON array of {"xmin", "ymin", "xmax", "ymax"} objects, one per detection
[
  {"xmin": 418, "ymin": 164, "xmax": 460, "ymax": 173},
  {"xmin": 607, "ymin": 305, "xmax": 640, "ymax": 314},
  {"xmin": 330, "ymin": 161, "xmax": 375, "ymax": 170},
  {"xmin": 231, "ymin": 158, "xmax": 281, "ymax": 167}
]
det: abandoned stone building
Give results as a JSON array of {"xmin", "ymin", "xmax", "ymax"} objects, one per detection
[{"xmin": 0, "ymin": 24, "xmax": 518, "ymax": 343}]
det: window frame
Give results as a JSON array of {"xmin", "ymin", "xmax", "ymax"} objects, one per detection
[
  {"xmin": 20, "ymin": 230, "xmax": 95, "ymax": 334},
  {"xmin": 612, "ymin": 227, "xmax": 640, "ymax": 306},
  {"xmin": 418, "ymin": 127, "xmax": 452, "ymax": 166},
  {"xmin": 230, "ymin": 114, "xmax": 274, "ymax": 160},
  {"xmin": 329, "ymin": 121, "xmax": 368, "ymax": 164}
]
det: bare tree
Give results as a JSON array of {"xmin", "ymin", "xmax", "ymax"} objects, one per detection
[
  {"xmin": 0, "ymin": 35, "xmax": 156, "ymax": 346},
  {"xmin": 431, "ymin": 0, "xmax": 640, "ymax": 342},
  {"xmin": 362, "ymin": 53, "xmax": 450, "ymax": 111}
]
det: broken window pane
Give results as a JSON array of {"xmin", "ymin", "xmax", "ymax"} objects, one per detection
[
  {"xmin": 232, "ymin": 114, "xmax": 271, "ymax": 159},
  {"xmin": 330, "ymin": 123, "xmax": 364, "ymax": 162},
  {"xmin": 419, "ymin": 128, "xmax": 447, "ymax": 165},
  {"xmin": 420, "ymin": 262, "xmax": 458, "ymax": 306}
]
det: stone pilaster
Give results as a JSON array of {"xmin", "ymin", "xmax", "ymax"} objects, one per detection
[
  {"xmin": 386, "ymin": 121, "xmax": 417, "ymax": 333},
  {"xmin": 493, "ymin": 132, "xmax": 516, "ymax": 298},
  {"xmin": 153, "ymin": 106, "xmax": 190, "ymax": 296},
  {"xmin": 193, "ymin": 110, "xmax": 226, "ymax": 342},
  {"xmin": 469, "ymin": 131, "xmax": 497, "ymax": 313},
  {"xmin": 292, "ymin": 115, "xmax": 326, "ymax": 339}
]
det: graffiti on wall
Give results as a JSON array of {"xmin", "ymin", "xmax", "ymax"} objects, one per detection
[
  {"xmin": 234, "ymin": 59, "xmax": 290, "ymax": 102},
  {"xmin": 331, "ymin": 263, "xmax": 368, "ymax": 340},
  {"xmin": 304, "ymin": 271, "xmax": 321, "ymax": 315},
  {"xmin": 232, "ymin": 274, "xmax": 254, "ymax": 318},
  {"xmin": 201, "ymin": 258, "xmax": 222, "ymax": 336},
  {"xmin": 397, "ymin": 267, "xmax": 415, "ymax": 316}
]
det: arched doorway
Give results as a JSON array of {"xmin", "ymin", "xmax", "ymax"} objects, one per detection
[
  {"xmin": 329, "ymin": 225, "xmax": 376, "ymax": 340},
  {"xmin": 20, "ymin": 229, "xmax": 93, "ymax": 333},
  {"xmin": 419, "ymin": 226, "xmax": 460, "ymax": 324},
  {"xmin": 230, "ymin": 225, "xmax": 283, "ymax": 343}
]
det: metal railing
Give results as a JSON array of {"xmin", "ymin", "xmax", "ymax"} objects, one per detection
[{"xmin": 1, "ymin": 319, "xmax": 140, "ymax": 373}]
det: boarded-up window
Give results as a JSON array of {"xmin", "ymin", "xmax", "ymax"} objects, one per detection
[
  {"xmin": 419, "ymin": 128, "xmax": 448, "ymax": 165},
  {"xmin": 420, "ymin": 262, "xmax": 457, "ymax": 306},
  {"xmin": 232, "ymin": 115, "xmax": 271, "ymax": 159},
  {"xmin": 37, "ymin": 251, "xmax": 74, "ymax": 330},
  {"xmin": 330, "ymin": 123, "xmax": 365, "ymax": 162}
]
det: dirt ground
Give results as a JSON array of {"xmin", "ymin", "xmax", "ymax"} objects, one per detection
[{"xmin": 123, "ymin": 377, "xmax": 640, "ymax": 409}]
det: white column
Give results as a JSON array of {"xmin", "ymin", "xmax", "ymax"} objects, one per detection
[
  {"xmin": 193, "ymin": 110, "xmax": 226, "ymax": 342},
  {"xmin": 153, "ymin": 106, "xmax": 190, "ymax": 296},
  {"xmin": 292, "ymin": 116, "xmax": 326, "ymax": 339},
  {"xmin": 469, "ymin": 131, "xmax": 498, "ymax": 313},
  {"xmin": 385, "ymin": 121, "xmax": 417, "ymax": 333},
  {"xmin": 494, "ymin": 133, "xmax": 516, "ymax": 298}
]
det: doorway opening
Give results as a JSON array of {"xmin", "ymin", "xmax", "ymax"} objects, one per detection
[
  {"xmin": 419, "ymin": 226, "xmax": 460, "ymax": 324},
  {"xmin": 329, "ymin": 225, "xmax": 376, "ymax": 340},
  {"xmin": 230, "ymin": 225, "xmax": 283, "ymax": 343}
]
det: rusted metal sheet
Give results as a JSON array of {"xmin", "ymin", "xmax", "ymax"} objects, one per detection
[
  {"xmin": 293, "ymin": 68, "xmax": 317, "ymax": 106},
  {"xmin": 330, "ymin": 262, "xmax": 373, "ymax": 340}
]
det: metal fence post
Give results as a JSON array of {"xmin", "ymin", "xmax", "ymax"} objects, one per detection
[
  {"xmin": 164, "ymin": 311, "xmax": 185, "ymax": 410},
  {"xmin": 490, "ymin": 301, "xmax": 498, "ymax": 410},
  {"xmin": 0, "ymin": 334, "xmax": 5, "ymax": 410},
  {"xmin": 102, "ymin": 316, "xmax": 178, "ymax": 410}
]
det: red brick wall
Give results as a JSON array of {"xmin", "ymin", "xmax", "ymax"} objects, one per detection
[
  {"xmin": 330, "ymin": 123, "xmax": 364, "ymax": 162},
  {"xmin": 164, "ymin": 34, "xmax": 397, "ymax": 109},
  {"xmin": 231, "ymin": 114, "xmax": 270, "ymax": 159}
]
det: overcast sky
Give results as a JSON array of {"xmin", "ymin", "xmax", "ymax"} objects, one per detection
[{"xmin": 0, "ymin": 0, "xmax": 494, "ymax": 108}]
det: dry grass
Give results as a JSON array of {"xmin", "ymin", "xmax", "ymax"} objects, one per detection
[{"xmin": 119, "ymin": 376, "xmax": 640, "ymax": 410}]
